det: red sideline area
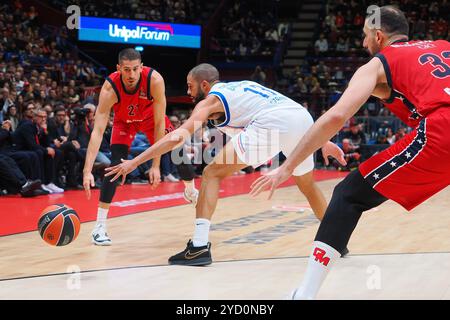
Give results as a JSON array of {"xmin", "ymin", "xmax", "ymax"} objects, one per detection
[{"xmin": 0, "ymin": 170, "xmax": 347, "ymax": 236}]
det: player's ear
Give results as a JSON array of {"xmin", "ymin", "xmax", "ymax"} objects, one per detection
[
  {"xmin": 375, "ymin": 30, "xmax": 384, "ymax": 44},
  {"xmin": 116, "ymin": 64, "xmax": 121, "ymax": 73},
  {"xmin": 201, "ymin": 80, "xmax": 210, "ymax": 92}
]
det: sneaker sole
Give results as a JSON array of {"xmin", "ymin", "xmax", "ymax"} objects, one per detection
[
  {"xmin": 92, "ymin": 239, "xmax": 112, "ymax": 246},
  {"xmin": 168, "ymin": 257, "xmax": 212, "ymax": 266},
  {"xmin": 183, "ymin": 192, "xmax": 198, "ymax": 206}
]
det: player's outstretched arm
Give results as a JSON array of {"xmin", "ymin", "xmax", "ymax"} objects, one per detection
[
  {"xmin": 105, "ymin": 95, "xmax": 222, "ymax": 184},
  {"xmin": 82, "ymin": 81, "xmax": 116, "ymax": 199},
  {"xmin": 250, "ymin": 57, "xmax": 384, "ymax": 198}
]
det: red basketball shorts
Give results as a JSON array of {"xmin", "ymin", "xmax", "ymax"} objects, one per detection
[
  {"xmin": 110, "ymin": 115, "xmax": 174, "ymax": 147},
  {"xmin": 359, "ymin": 107, "xmax": 450, "ymax": 211}
]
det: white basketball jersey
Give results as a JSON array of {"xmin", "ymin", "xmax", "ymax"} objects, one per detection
[{"xmin": 208, "ymin": 81, "xmax": 304, "ymax": 134}]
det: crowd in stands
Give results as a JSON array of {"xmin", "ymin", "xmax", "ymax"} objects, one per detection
[
  {"xmin": 209, "ymin": 0, "xmax": 290, "ymax": 62},
  {"xmin": 273, "ymin": 1, "xmax": 449, "ymax": 170},
  {"xmin": 48, "ymin": 0, "xmax": 204, "ymax": 24},
  {"xmin": 316, "ymin": 0, "xmax": 449, "ymax": 57}
]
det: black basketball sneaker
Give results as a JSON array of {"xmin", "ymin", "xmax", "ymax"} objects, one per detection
[
  {"xmin": 168, "ymin": 239, "xmax": 212, "ymax": 266},
  {"xmin": 341, "ymin": 247, "xmax": 350, "ymax": 258}
]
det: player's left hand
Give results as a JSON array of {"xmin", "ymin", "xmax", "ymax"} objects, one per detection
[
  {"xmin": 104, "ymin": 159, "xmax": 138, "ymax": 185},
  {"xmin": 321, "ymin": 141, "xmax": 347, "ymax": 166},
  {"xmin": 148, "ymin": 166, "xmax": 161, "ymax": 190},
  {"xmin": 250, "ymin": 164, "xmax": 293, "ymax": 199}
]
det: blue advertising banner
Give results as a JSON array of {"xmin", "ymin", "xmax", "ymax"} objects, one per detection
[{"xmin": 78, "ymin": 17, "xmax": 201, "ymax": 49}]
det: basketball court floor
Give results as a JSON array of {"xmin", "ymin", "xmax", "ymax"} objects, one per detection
[{"xmin": 0, "ymin": 171, "xmax": 449, "ymax": 300}]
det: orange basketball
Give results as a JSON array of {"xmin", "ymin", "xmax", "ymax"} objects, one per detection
[{"xmin": 38, "ymin": 204, "xmax": 80, "ymax": 246}]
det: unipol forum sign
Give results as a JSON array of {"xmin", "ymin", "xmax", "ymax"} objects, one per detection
[{"xmin": 78, "ymin": 17, "xmax": 201, "ymax": 49}]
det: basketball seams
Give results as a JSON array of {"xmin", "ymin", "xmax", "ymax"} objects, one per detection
[
  {"xmin": 54, "ymin": 213, "xmax": 66, "ymax": 246},
  {"xmin": 38, "ymin": 206, "xmax": 67, "ymax": 237},
  {"xmin": 68, "ymin": 214, "xmax": 80, "ymax": 240},
  {"xmin": 42, "ymin": 214, "xmax": 64, "ymax": 246}
]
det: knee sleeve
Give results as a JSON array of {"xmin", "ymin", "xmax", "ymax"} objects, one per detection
[
  {"xmin": 315, "ymin": 169, "xmax": 388, "ymax": 254},
  {"xmin": 99, "ymin": 144, "xmax": 129, "ymax": 204},
  {"xmin": 176, "ymin": 148, "xmax": 196, "ymax": 181},
  {"xmin": 176, "ymin": 163, "xmax": 196, "ymax": 181}
]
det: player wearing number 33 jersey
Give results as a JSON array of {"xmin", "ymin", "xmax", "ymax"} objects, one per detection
[{"xmin": 359, "ymin": 38, "xmax": 450, "ymax": 210}]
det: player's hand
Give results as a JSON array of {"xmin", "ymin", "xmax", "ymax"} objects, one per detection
[
  {"xmin": 250, "ymin": 164, "xmax": 293, "ymax": 199},
  {"xmin": 104, "ymin": 159, "xmax": 137, "ymax": 185},
  {"xmin": 83, "ymin": 172, "xmax": 95, "ymax": 200},
  {"xmin": 148, "ymin": 166, "xmax": 161, "ymax": 190},
  {"xmin": 321, "ymin": 141, "xmax": 347, "ymax": 166}
]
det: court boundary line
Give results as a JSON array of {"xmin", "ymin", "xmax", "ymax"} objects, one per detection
[
  {"xmin": 0, "ymin": 175, "xmax": 344, "ymax": 238},
  {"xmin": 1, "ymin": 250, "xmax": 449, "ymax": 283}
]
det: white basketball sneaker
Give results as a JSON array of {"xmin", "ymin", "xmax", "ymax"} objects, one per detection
[
  {"xmin": 285, "ymin": 287, "xmax": 313, "ymax": 300},
  {"xmin": 91, "ymin": 224, "xmax": 112, "ymax": 246},
  {"xmin": 183, "ymin": 188, "xmax": 199, "ymax": 206}
]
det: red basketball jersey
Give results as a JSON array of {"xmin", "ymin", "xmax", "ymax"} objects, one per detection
[
  {"xmin": 376, "ymin": 39, "xmax": 450, "ymax": 120},
  {"xmin": 106, "ymin": 66, "xmax": 155, "ymax": 123}
]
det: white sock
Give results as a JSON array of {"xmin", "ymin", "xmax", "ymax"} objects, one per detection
[
  {"xmin": 293, "ymin": 241, "xmax": 341, "ymax": 300},
  {"xmin": 192, "ymin": 218, "xmax": 211, "ymax": 247},
  {"xmin": 183, "ymin": 180, "xmax": 196, "ymax": 192},
  {"xmin": 96, "ymin": 207, "xmax": 109, "ymax": 228}
]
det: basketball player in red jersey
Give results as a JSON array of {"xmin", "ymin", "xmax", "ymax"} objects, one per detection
[
  {"xmin": 83, "ymin": 48, "xmax": 198, "ymax": 245},
  {"xmin": 251, "ymin": 5, "xmax": 450, "ymax": 299}
]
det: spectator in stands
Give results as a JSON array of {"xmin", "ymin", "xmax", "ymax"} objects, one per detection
[
  {"xmin": 316, "ymin": 61, "xmax": 329, "ymax": 76},
  {"xmin": 12, "ymin": 107, "xmax": 64, "ymax": 193},
  {"xmin": 333, "ymin": 138, "xmax": 361, "ymax": 171},
  {"xmin": 386, "ymin": 128, "xmax": 396, "ymax": 145},
  {"xmin": 315, "ymin": 33, "xmax": 329, "ymax": 56},
  {"xmin": 310, "ymin": 79, "xmax": 326, "ymax": 116},
  {"xmin": 5, "ymin": 104, "xmax": 19, "ymax": 131},
  {"xmin": 335, "ymin": 37, "xmax": 349, "ymax": 55},
  {"xmin": 250, "ymin": 66, "xmax": 266, "ymax": 85},
  {"xmin": 395, "ymin": 127, "xmax": 407, "ymax": 142},
  {"xmin": 1, "ymin": 118, "xmax": 44, "ymax": 194},
  {"xmin": 75, "ymin": 104, "xmax": 111, "ymax": 174},
  {"xmin": 335, "ymin": 11, "xmax": 345, "ymax": 29},
  {"xmin": 343, "ymin": 118, "xmax": 366, "ymax": 146},
  {"xmin": 324, "ymin": 12, "xmax": 336, "ymax": 30},
  {"xmin": 160, "ymin": 115, "xmax": 181, "ymax": 182},
  {"xmin": 67, "ymin": 87, "xmax": 80, "ymax": 107},
  {"xmin": 289, "ymin": 77, "xmax": 308, "ymax": 102},
  {"xmin": 48, "ymin": 106, "xmax": 83, "ymax": 189},
  {"xmin": 1, "ymin": 88, "xmax": 14, "ymax": 121},
  {"xmin": 0, "ymin": 151, "xmax": 42, "ymax": 197}
]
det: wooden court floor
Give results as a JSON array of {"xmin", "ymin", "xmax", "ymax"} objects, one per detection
[{"xmin": 0, "ymin": 178, "xmax": 449, "ymax": 299}]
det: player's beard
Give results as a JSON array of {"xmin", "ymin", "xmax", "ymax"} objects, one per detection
[
  {"xmin": 368, "ymin": 41, "xmax": 382, "ymax": 56},
  {"xmin": 192, "ymin": 90, "xmax": 205, "ymax": 104}
]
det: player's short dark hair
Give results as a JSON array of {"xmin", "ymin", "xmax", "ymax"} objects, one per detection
[
  {"xmin": 366, "ymin": 5, "xmax": 409, "ymax": 36},
  {"xmin": 118, "ymin": 48, "xmax": 141, "ymax": 64},
  {"xmin": 188, "ymin": 63, "xmax": 220, "ymax": 83}
]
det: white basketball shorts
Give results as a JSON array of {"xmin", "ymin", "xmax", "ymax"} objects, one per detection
[{"xmin": 231, "ymin": 106, "xmax": 315, "ymax": 176}]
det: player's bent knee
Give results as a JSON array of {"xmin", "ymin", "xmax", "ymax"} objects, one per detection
[{"xmin": 202, "ymin": 163, "xmax": 229, "ymax": 180}]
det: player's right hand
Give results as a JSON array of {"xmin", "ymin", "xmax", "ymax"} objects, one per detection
[{"xmin": 83, "ymin": 172, "xmax": 95, "ymax": 199}]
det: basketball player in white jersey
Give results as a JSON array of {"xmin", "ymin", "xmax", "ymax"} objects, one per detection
[{"xmin": 105, "ymin": 63, "xmax": 346, "ymax": 265}]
